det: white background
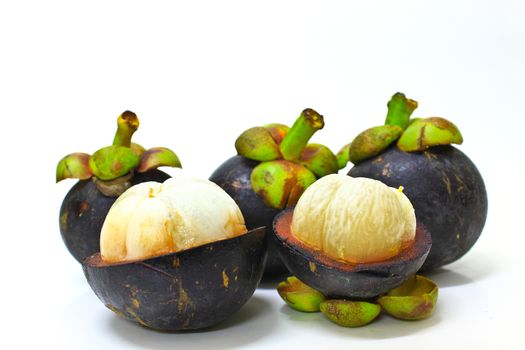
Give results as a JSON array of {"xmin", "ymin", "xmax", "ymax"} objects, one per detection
[{"xmin": 1, "ymin": 0, "xmax": 524, "ymax": 349}]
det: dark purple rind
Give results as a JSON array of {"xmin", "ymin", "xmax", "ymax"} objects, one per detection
[
  {"xmin": 348, "ymin": 145, "xmax": 487, "ymax": 271},
  {"xmin": 59, "ymin": 170, "xmax": 171, "ymax": 263},
  {"xmin": 210, "ymin": 155, "xmax": 287, "ymax": 277},
  {"xmin": 273, "ymin": 209, "xmax": 431, "ymax": 299},
  {"xmin": 82, "ymin": 227, "xmax": 267, "ymax": 331}
]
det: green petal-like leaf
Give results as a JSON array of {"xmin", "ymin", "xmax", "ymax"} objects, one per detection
[
  {"xmin": 264, "ymin": 123, "xmax": 290, "ymax": 145},
  {"xmin": 349, "ymin": 125, "xmax": 403, "ymax": 164},
  {"xmin": 397, "ymin": 117, "xmax": 463, "ymax": 152},
  {"xmin": 250, "ymin": 160, "xmax": 317, "ymax": 209},
  {"xmin": 300, "ymin": 143, "xmax": 339, "ymax": 177},
  {"xmin": 336, "ymin": 143, "xmax": 351, "ymax": 170},
  {"xmin": 235, "ymin": 127, "xmax": 281, "ymax": 161},
  {"xmin": 137, "ymin": 147, "xmax": 182, "ymax": 173},
  {"xmin": 378, "ymin": 275, "xmax": 438, "ymax": 320},
  {"xmin": 89, "ymin": 145, "xmax": 140, "ymax": 181},
  {"xmin": 130, "ymin": 143, "xmax": 146, "ymax": 157},
  {"xmin": 277, "ymin": 276, "xmax": 325, "ymax": 312},
  {"xmin": 320, "ymin": 300, "xmax": 381, "ymax": 327},
  {"xmin": 56, "ymin": 153, "xmax": 92, "ymax": 182}
]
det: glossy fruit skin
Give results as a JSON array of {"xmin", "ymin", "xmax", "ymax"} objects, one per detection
[
  {"xmin": 348, "ymin": 145, "xmax": 487, "ymax": 271},
  {"xmin": 273, "ymin": 209, "xmax": 431, "ymax": 299},
  {"xmin": 210, "ymin": 155, "xmax": 287, "ymax": 277},
  {"xmin": 82, "ymin": 227, "xmax": 266, "ymax": 331},
  {"xmin": 59, "ymin": 170, "xmax": 170, "ymax": 263}
]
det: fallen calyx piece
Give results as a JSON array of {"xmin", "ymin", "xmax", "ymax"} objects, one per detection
[
  {"xmin": 100, "ymin": 171, "xmax": 247, "ymax": 263},
  {"xmin": 273, "ymin": 174, "xmax": 431, "ymax": 299},
  {"xmin": 83, "ymin": 170, "xmax": 267, "ymax": 331}
]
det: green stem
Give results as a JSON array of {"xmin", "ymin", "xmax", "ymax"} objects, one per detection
[
  {"xmin": 384, "ymin": 93, "xmax": 418, "ymax": 130},
  {"xmin": 112, "ymin": 110, "xmax": 139, "ymax": 147},
  {"xmin": 279, "ymin": 108, "xmax": 324, "ymax": 161}
]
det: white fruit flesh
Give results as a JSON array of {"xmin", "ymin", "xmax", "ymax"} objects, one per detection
[
  {"xmin": 291, "ymin": 174, "xmax": 416, "ymax": 264},
  {"xmin": 100, "ymin": 171, "xmax": 247, "ymax": 263}
]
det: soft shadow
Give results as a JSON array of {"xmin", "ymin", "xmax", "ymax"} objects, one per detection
[
  {"xmin": 318, "ymin": 312, "xmax": 442, "ymax": 339},
  {"xmin": 424, "ymin": 268, "xmax": 474, "ymax": 287},
  {"xmin": 279, "ymin": 304, "xmax": 323, "ymax": 323},
  {"xmin": 257, "ymin": 273, "xmax": 289, "ymax": 290},
  {"xmin": 109, "ymin": 295, "xmax": 278, "ymax": 350},
  {"xmin": 424, "ymin": 252, "xmax": 496, "ymax": 287}
]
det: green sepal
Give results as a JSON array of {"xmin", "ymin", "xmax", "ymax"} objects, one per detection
[
  {"xmin": 349, "ymin": 125, "xmax": 403, "ymax": 164},
  {"xmin": 264, "ymin": 123, "xmax": 290, "ymax": 144},
  {"xmin": 378, "ymin": 275, "xmax": 438, "ymax": 320},
  {"xmin": 89, "ymin": 145, "xmax": 140, "ymax": 181},
  {"xmin": 385, "ymin": 92, "xmax": 418, "ymax": 129},
  {"xmin": 130, "ymin": 143, "xmax": 146, "ymax": 157},
  {"xmin": 235, "ymin": 126, "xmax": 281, "ymax": 161},
  {"xmin": 397, "ymin": 117, "xmax": 463, "ymax": 152},
  {"xmin": 300, "ymin": 143, "xmax": 339, "ymax": 177},
  {"xmin": 320, "ymin": 299, "xmax": 381, "ymax": 327},
  {"xmin": 250, "ymin": 160, "xmax": 317, "ymax": 209},
  {"xmin": 277, "ymin": 276, "xmax": 325, "ymax": 312},
  {"xmin": 336, "ymin": 143, "xmax": 351, "ymax": 170},
  {"xmin": 56, "ymin": 153, "xmax": 92, "ymax": 182},
  {"xmin": 137, "ymin": 147, "xmax": 182, "ymax": 173}
]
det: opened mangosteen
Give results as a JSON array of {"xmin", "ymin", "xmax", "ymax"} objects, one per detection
[
  {"xmin": 56, "ymin": 111, "xmax": 181, "ymax": 263},
  {"xmin": 83, "ymin": 171, "xmax": 267, "ymax": 331},
  {"xmin": 345, "ymin": 93, "xmax": 488, "ymax": 271},
  {"xmin": 210, "ymin": 109, "xmax": 343, "ymax": 276},
  {"xmin": 273, "ymin": 174, "xmax": 431, "ymax": 299}
]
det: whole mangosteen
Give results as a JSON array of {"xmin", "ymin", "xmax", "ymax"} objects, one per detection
[
  {"xmin": 56, "ymin": 111, "xmax": 181, "ymax": 262},
  {"xmin": 273, "ymin": 174, "xmax": 432, "ymax": 299},
  {"xmin": 210, "ymin": 109, "xmax": 343, "ymax": 276},
  {"xmin": 83, "ymin": 171, "xmax": 267, "ymax": 331},
  {"xmin": 344, "ymin": 93, "xmax": 488, "ymax": 271}
]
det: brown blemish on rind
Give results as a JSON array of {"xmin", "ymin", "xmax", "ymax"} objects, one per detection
[
  {"xmin": 60, "ymin": 211, "xmax": 68, "ymax": 233},
  {"xmin": 178, "ymin": 282, "xmax": 193, "ymax": 314},
  {"xmin": 131, "ymin": 298, "xmax": 140, "ymax": 309},
  {"xmin": 172, "ymin": 256, "xmax": 181, "ymax": 268},
  {"xmin": 106, "ymin": 304, "xmax": 126, "ymax": 319},
  {"xmin": 372, "ymin": 155, "xmax": 384, "ymax": 164},
  {"xmin": 382, "ymin": 163, "xmax": 392, "ymax": 177},
  {"xmin": 222, "ymin": 270, "xmax": 230, "ymax": 288},
  {"xmin": 309, "ymin": 262, "xmax": 317, "ymax": 273},
  {"xmin": 126, "ymin": 306, "xmax": 150, "ymax": 328},
  {"xmin": 77, "ymin": 201, "xmax": 90, "ymax": 217},
  {"xmin": 442, "ymin": 172, "xmax": 452, "ymax": 195},
  {"xmin": 455, "ymin": 174, "xmax": 466, "ymax": 192}
]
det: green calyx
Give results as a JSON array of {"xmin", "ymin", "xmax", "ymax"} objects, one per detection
[
  {"xmin": 397, "ymin": 117, "xmax": 463, "ymax": 152},
  {"xmin": 251, "ymin": 160, "xmax": 317, "ymax": 209},
  {"xmin": 378, "ymin": 275, "xmax": 438, "ymax": 320},
  {"xmin": 320, "ymin": 300, "xmax": 381, "ymax": 327},
  {"xmin": 346, "ymin": 92, "xmax": 464, "ymax": 165},
  {"xmin": 349, "ymin": 125, "xmax": 403, "ymax": 164},
  {"xmin": 236, "ymin": 109, "xmax": 338, "ymax": 209},
  {"xmin": 56, "ymin": 111, "xmax": 181, "ymax": 183},
  {"xmin": 56, "ymin": 153, "xmax": 92, "ymax": 182},
  {"xmin": 278, "ymin": 276, "xmax": 326, "ymax": 312}
]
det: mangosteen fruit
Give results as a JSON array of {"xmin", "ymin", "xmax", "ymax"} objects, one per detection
[
  {"xmin": 345, "ymin": 93, "xmax": 488, "ymax": 271},
  {"xmin": 210, "ymin": 109, "xmax": 343, "ymax": 277},
  {"xmin": 83, "ymin": 171, "xmax": 267, "ymax": 331},
  {"xmin": 273, "ymin": 174, "xmax": 432, "ymax": 299},
  {"xmin": 56, "ymin": 111, "xmax": 181, "ymax": 262}
]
